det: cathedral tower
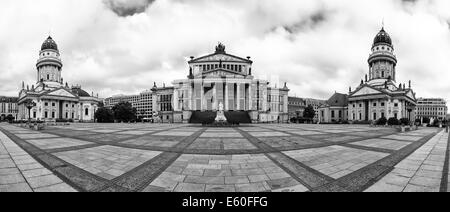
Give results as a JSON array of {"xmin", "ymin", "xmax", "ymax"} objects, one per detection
[
  {"xmin": 368, "ymin": 27, "xmax": 397, "ymax": 84},
  {"xmin": 36, "ymin": 36, "xmax": 63, "ymax": 88}
]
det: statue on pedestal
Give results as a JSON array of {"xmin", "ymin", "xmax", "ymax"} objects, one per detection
[{"xmin": 215, "ymin": 102, "xmax": 227, "ymax": 123}]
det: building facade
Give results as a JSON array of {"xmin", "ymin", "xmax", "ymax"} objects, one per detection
[
  {"xmin": 318, "ymin": 93, "xmax": 349, "ymax": 123},
  {"xmin": 17, "ymin": 36, "xmax": 102, "ymax": 122},
  {"xmin": 105, "ymin": 43, "xmax": 290, "ymax": 124},
  {"xmin": 416, "ymin": 98, "xmax": 448, "ymax": 122},
  {"xmin": 172, "ymin": 43, "xmax": 289, "ymax": 123},
  {"xmin": 347, "ymin": 27, "xmax": 417, "ymax": 122},
  {"xmin": 288, "ymin": 97, "xmax": 325, "ymax": 121},
  {"xmin": 104, "ymin": 85, "xmax": 174, "ymax": 123},
  {"xmin": 288, "ymin": 97, "xmax": 306, "ymax": 120},
  {"xmin": 0, "ymin": 96, "xmax": 18, "ymax": 121}
]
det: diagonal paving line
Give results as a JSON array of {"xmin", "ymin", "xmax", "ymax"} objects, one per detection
[
  {"xmin": 97, "ymin": 127, "xmax": 207, "ymax": 192},
  {"xmin": 235, "ymin": 128, "xmax": 340, "ymax": 191},
  {"xmin": 256, "ymin": 125, "xmax": 401, "ymax": 147},
  {"xmin": 314, "ymin": 130, "xmax": 440, "ymax": 192},
  {"xmin": 0, "ymin": 127, "xmax": 111, "ymax": 192},
  {"xmin": 339, "ymin": 143, "xmax": 396, "ymax": 154},
  {"xmin": 439, "ymin": 131, "xmax": 450, "ymax": 192},
  {"xmin": 41, "ymin": 124, "xmax": 188, "ymax": 145}
]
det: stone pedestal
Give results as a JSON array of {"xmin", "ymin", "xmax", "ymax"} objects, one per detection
[{"xmin": 214, "ymin": 110, "xmax": 227, "ymax": 123}]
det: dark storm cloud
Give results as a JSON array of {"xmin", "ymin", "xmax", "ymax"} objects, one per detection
[
  {"xmin": 104, "ymin": 0, "xmax": 156, "ymax": 17},
  {"xmin": 282, "ymin": 10, "xmax": 328, "ymax": 34}
]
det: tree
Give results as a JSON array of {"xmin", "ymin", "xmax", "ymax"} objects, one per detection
[
  {"xmin": 400, "ymin": 118, "xmax": 410, "ymax": 126},
  {"xmin": 422, "ymin": 117, "xmax": 430, "ymax": 124},
  {"xmin": 137, "ymin": 109, "xmax": 147, "ymax": 122},
  {"xmin": 415, "ymin": 118, "xmax": 421, "ymax": 124},
  {"xmin": 376, "ymin": 117, "xmax": 387, "ymax": 126},
  {"xmin": 5, "ymin": 114, "xmax": 15, "ymax": 123},
  {"xmin": 95, "ymin": 107, "xmax": 114, "ymax": 123},
  {"xmin": 432, "ymin": 119, "xmax": 441, "ymax": 127},
  {"xmin": 112, "ymin": 102, "xmax": 136, "ymax": 123},
  {"xmin": 388, "ymin": 117, "xmax": 400, "ymax": 126},
  {"xmin": 303, "ymin": 105, "xmax": 316, "ymax": 123}
]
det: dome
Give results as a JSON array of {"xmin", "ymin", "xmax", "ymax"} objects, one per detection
[
  {"xmin": 41, "ymin": 36, "xmax": 58, "ymax": 51},
  {"xmin": 71, "ymin": 87, "xmax": 90, "ymax": 97},
  {"xmin": 373, "ymin": 27, "xmax": 392, "ymax": 47}
]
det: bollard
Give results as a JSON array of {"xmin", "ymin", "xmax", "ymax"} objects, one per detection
[{"xmin": 446, "ymin": 126, "xmax": 449, "ymax": 133}]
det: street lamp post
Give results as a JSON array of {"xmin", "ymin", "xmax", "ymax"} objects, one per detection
[{"xmin": 24, "ymin": 100, "xmax": 36, "ymax": 126}]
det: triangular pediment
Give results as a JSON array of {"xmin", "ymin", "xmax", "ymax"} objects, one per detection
[
  {"xmin": 406, "ymin": 90, "xmax": 416, "ymax": 100},
  {"xmin": 192, "ymin": 53, "xmax": 250, "ymax": 63},
  {"xmin": 351, "ymin": 85, "xmax": 383, "ymax": 97},
  {"xmin": 19, "ymin": 90, "xmax": 27, "ymax": 99},
  {"xmin": 46, "ymin": 88, "xmax": 77, "ymax": 98}
]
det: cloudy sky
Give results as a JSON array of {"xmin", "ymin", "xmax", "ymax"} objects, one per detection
[{"xmin": 1, "ymin": 0, "xmax": 450, "ymax": 103}]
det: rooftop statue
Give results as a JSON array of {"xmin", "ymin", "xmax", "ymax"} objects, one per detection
[{"xmin": 215, "ymin": 42, "xmax": 226, "ymax": 54}]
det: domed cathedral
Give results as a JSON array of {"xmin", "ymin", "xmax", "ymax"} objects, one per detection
[
  {"xmin": 348, "ymin": 27, "xmax": 417, "ymax": 122},
  {"xmin": 171, "ymin": 43, "xmax": 290, "ymax": 123},
  {"xmin": 17, "ymin": 36, "xmax": 102, "ymax": 122}
]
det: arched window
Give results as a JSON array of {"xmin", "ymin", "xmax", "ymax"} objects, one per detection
[
  {"xmin": 381, "ymin": 71, "xmax": 385, "ymax": 78},
  {"xmin": 85, "ymin": 108, "xmax": 89, "ymax": 116}
]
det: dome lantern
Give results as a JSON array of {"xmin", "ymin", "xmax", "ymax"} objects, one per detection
[
  {"xmin": 41, "ymin": 36, "xmax": 59, "ymax": 51},
  {"xmin": 372, "ymin": 27, "xmax": 393, "ymax": 47}
]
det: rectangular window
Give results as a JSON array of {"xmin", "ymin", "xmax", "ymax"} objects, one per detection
[
  {"xmin": 373, "ymin": 113, "xmax": 377, "ymax": 120},
  {"xmin": 381, "ymin": 113, "xmax": 385, "ymax": 118},
  {"xmin": 381, "ymin": 102, "xmax": 385, "ymax": 106},
  {"xmin": 52, "ymin": 112, "xmax": 55, "ymax": 118},
  {"xmin": 394, "ymin": 103, "xmax": 398, "ymax": 107},
  {"xmin": 373, "ymin": 103, "xmax": 377, "ymax": 107},
  {"xmin": 331, "ymin": 111, "xmax": 335, "ymax": 118},
  {"xmin": 45, "ymin": 112, "xmax": 48, "ymax": 118},
  {"xmin": 339, "ymin": 111, "xmax": 342, "ymax": 118}
]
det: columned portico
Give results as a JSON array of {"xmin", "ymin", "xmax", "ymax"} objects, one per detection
[{"xmin": 171, "ymin": 43, "xmax": 290, "ymax": 123}]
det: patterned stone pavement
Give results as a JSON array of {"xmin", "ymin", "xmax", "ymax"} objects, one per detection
[{"xmin": 0, "ymin": 122, "xmax": 448, "ymax": 192}]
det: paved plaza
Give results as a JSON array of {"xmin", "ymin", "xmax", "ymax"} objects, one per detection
[{"xmin": 0, "ymin": 123, "xmax": 449, "ymax": 192}]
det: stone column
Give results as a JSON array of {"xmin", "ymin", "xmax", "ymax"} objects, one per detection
[
  {"xmin": 225, "ymin": 82, "xmax": 229, "ymax": 111},
  {"xmin": 173, "ymin": 89, "xmax": 179, "ymax": 111},
  {"xmin": 213, "ymin": 83, "xmax": 217, "ymax": 111},
  {"xmin": 248, "ymin": 83, "xmax": 252, "ymax": 111},
  {"xmin": 200, "ymin": 83, "xmax": 205, "ymax": 111},
  {"xmin": 189, "ymin": 83, "xmax": 194, "ymax": 110},
  {"xmin": 236, "ymin": 83, "xmax": 241, "ymax": 110}
]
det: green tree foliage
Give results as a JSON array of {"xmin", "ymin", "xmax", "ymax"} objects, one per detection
[
  {"xmin": 95, "ymin": 107, "xmax": 114, "ymax": 123},
  {"xmin": 112, "ymin": 102, "xmax": 136, "ymax": 122}
]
